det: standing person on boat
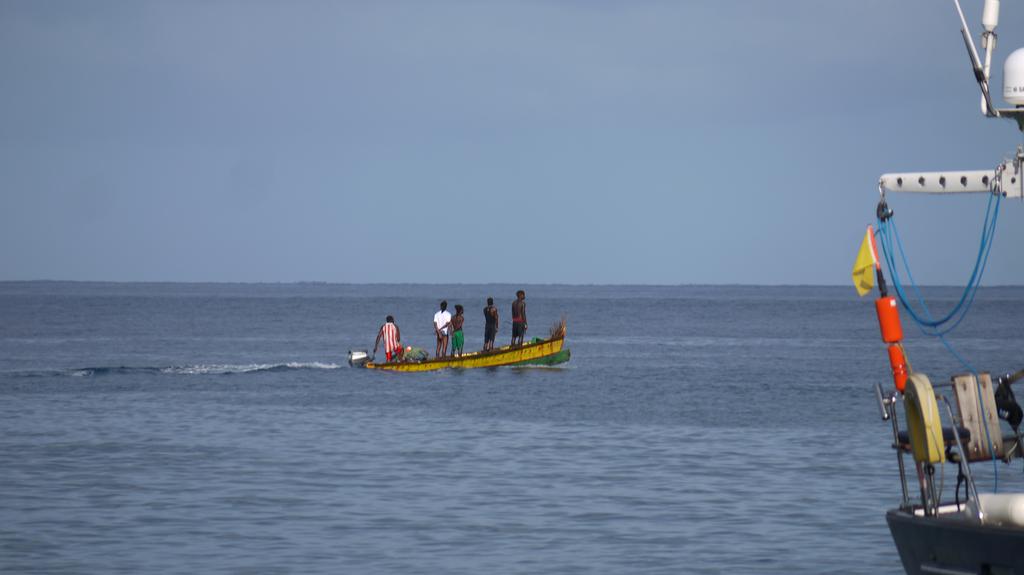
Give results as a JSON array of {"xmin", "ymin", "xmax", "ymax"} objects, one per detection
[
  {"xmin": 373, "ymin": 315, "xmax": 403, "ymax": 362},
  {"xmin": 511, "ymin": 290, "xmax": 527, "ymax": 346},
  {"xmin": 483, "ymin": 297, "xmax": 499, "ymax": 351},
  {"xmin": 450, "ymin": 305, "xmax": 465, "ymax": 357},
  {"xmin": 433, "ymin": 300, "xmax": 452, "ymax": 358}
]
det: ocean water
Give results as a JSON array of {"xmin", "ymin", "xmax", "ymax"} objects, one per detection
[{"xmin": 2, "ymin": 282, "xmax": 1024, "ymax": 574}]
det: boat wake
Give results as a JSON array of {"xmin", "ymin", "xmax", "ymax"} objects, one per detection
[{"xmin": 9, "ymin": 362, "xmax": 343, "ymax": 378}]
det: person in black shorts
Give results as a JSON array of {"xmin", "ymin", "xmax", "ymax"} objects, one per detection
[{"xmin": 483, "ymin": 297, "xmax": 499, "ymax": 351}]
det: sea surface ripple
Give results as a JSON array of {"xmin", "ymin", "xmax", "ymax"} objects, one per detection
[{"xmin": 3, "ymin": 282, "xmax": 1024, "ymax": 574}]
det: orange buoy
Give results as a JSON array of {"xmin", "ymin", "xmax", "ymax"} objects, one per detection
[
  {"xmin": 875, "ymin": 296, "xmax": 903, "ymax": 343},
  {"xmin": 874, "ymin": 295, "xmax": 908, "ymax": 392},
  {"xmin": 887, "ymin": 344, "xmax": 908, "ymax": 392}
]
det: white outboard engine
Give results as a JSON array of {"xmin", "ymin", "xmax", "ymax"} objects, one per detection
[{"xmin": 348, "ymin": 350, "xmax": 371, "ymax": 367}]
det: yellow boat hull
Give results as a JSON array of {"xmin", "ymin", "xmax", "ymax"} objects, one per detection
[{"xmin": 366, "ymin": 336, "xmax": 566, "ymax": 372}]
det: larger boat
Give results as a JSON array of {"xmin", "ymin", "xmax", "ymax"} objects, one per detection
[
  {"xmin": 875, "ymin": 372, "xmax": 1024, "ymax": 574},
  {"xmin": 864, "ymin": 1, "xmax": 1024, "ymax": 573}
]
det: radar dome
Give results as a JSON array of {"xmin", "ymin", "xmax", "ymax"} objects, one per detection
[{"xmin": 1005, "ymin": 47, "xmax": 1024, "ymax": 106}]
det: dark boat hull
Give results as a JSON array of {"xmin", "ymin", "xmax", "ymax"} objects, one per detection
[{"xmin": 887, "ymin": 508, "xmax": 1024, "ymax": 574}]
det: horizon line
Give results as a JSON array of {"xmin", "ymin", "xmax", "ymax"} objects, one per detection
[{"xmin": 3, "ymin": 279, "xmax": 1023, "ymax": 289}]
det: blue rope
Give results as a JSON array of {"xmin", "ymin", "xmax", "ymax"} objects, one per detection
[
  {"xmin": 876, "ymin": 191, "xmax": 999, "ymax": 334},
  {"xmin": 875, "ymin": 191, "xmax": 1003, "ymax": 491}
]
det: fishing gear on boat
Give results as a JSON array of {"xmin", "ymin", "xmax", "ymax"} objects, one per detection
[
  {"xmin": 995, "ymin": 370, "xmax": 1024, "ymax": 466},
  {"xmin": 995, "ymin": 371, "xmax": 1024, "ymax": 432},
  {"xmin": 999, "ymin": 368, "xmax": 1024, "ymax": 388},
  {"xmin": 853, "ymin": 223, "xmax": 911, "ymax": 393},
  {"xmin": 874, "ymin": 189, "xmax": 1001, "ymax": 339},
  {"xmin": 875, "ymin": 185, "xmax": 1011, "ymax": 475},
  {"xmin": 872, "ymin": 202, "xmax": 1005, "ymax": 486}
]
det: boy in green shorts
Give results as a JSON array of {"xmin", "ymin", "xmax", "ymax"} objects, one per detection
[{"xmin": 450, "ymin": 304, "xmax": 465, "ymax": 357}]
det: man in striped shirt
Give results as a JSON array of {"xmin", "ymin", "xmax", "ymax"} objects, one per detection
[{"xmin": 374, "ymin": 315, "xmax": 403, "ymax": 362}]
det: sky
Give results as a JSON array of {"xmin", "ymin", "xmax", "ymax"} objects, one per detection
[{"xmin": 1, "ymin": 0, "xmax": 1023, "ymax": 285}]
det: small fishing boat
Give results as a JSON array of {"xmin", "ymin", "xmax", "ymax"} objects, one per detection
[
  {"xmin": 350, "ymin": 319, "xmax": 570, "ymax": 372},
  {"xmin": 862, "ymin": 2, "xmax": 1024, "ymax": 573}
]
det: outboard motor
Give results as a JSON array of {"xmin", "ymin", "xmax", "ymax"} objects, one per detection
[{"xmin": 348, "ymin": 350, "xmax": 371, "ymax": 367}]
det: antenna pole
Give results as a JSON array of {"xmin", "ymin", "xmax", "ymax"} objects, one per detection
[
  {"xmin": 953, "ymin": 0, "xmax": 997, "ymax": 117},
  {"xmin": 981, "ymin": 0, "xmax": 1000, "ymax": 115}
]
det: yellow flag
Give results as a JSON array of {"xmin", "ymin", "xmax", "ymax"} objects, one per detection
[{"xmin": 851, "ymin": 225, "xmax": 878, "ymax": 297}]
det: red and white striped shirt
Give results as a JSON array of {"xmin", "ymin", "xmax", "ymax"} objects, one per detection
[{"xmin": 381, "ymin": 322, "xmax": 400, "ymax": 354}]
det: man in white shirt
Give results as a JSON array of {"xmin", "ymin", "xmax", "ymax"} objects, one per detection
[{"xmin": 433, "ymin": 300, "xmax": 452, "ymax": 358}]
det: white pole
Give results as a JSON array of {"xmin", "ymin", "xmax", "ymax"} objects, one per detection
[
  {"xmin": 953, "ymin": 0, "xmax": 996, "ymax": 116},
  {"xmin": 981, "ymin": 0, "xmax": 1000, "ymax": 114}
]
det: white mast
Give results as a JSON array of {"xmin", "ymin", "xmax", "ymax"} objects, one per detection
[
  {"xmin": 881, "ymin": 0, "xmax": 1024, "ymax": 198},
  {"xmin": 951, "ymin": 0, "xmax": 1024, "ymax": 130}
]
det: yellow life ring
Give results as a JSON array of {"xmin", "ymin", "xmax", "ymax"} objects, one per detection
[{"xmin": 904, "ymin": 373, "xmax": 946, "ymax": 464}]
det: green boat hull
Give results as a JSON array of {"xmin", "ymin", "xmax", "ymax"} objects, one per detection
[{"xmin": 509, "ymin": 348, "xmax": 570, "ymax": 367}]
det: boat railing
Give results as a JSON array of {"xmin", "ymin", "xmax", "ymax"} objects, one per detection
[
  {"xmin": 877, "ymin": 375, "xmax": 1022, "ymax": 518},
  {"xmin": 877, "ymin": 383, "xmax": 911, "ymax": 509},
  {"xmin": 940, "ymin": 395, "xmax": 983, "ymax": 521}
]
